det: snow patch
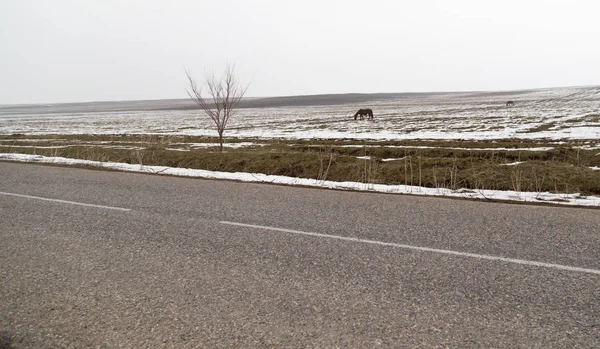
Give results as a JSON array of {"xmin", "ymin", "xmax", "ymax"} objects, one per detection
[{"xmin": 2, "ymin": 153, "xmax": 598, "ymax": 208}]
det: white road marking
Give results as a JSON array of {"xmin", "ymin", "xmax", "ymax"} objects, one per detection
[
  {"xmin": 0, "ymin": 191, "xmax": 131, "ymax": 212},
  {"xmin": 220, "ymin": 221, "xmax": 600, "ymax": 275}
]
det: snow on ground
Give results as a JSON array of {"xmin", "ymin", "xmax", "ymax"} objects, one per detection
[
  {"xmin": 1, "ymin": 86, "xmax": 599, "ymax": 207},
  {"xmin": 1, "ymin": 86, "xmax": 599, "ymax": 140},
  {"xmin": 1, "ymin": 153, "xmax": 599, "ymax": 208},
  {"xmin": 341, "ymin": 145, "xmax": 557, "ymax": 151},
  {"xmin": 500, "ymin": 161, "xmax": 526, "ymax": 166}
]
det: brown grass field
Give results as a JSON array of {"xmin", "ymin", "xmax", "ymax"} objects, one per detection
[{"xmin": 1, "ymin": 134, "xmax": 599, "ymax": 196}]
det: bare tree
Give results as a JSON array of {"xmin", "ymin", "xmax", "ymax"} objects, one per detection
[{"xmin": 185, "ymin": 64, "xmax": 249, "ymax": 152}]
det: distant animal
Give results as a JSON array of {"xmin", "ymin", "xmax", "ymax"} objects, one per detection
[
  {"xmin": 506, "ymin": 101, "xmax": 515, "ymax": 107},
  {"xmin": 354, "ymin": 108, "xmax": 373, "ymax": 120}
]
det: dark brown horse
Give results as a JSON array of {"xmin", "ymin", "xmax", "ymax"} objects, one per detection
[{"xmin": 354, "ymin": 108, "xmax": 373, "ymax": 120}]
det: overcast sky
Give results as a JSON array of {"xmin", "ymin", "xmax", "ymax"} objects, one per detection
[{"xmin": 1, "ymin": 0, "xmax": 599, "ymax": 104}]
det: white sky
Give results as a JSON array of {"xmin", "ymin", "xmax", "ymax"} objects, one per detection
[{"xmin": 1, "ymin": 0, "xmax": 599, "ymax": 104}]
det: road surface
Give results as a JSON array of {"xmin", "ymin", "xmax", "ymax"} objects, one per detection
[{"xmin": 1, "ymin": 162, "xmax": 598, "ymax": 348}]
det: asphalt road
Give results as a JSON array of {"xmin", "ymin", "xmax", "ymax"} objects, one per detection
[{"xmin": 1, "ymin": 162, "xmax": 599, "ymax": 348}]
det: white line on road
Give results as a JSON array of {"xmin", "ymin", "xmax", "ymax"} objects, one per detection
[
  {"xmin": 0, "ymin": 191, "xmax": 131, "ymax": 212},
  {"xmin": 220, "ymin": 221, "xmax": 600, "ymax": 275}
]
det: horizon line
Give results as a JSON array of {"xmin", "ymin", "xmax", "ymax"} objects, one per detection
[{"xmin": 1, "ymin": 84, "xmax": 598, "ymax": 107}]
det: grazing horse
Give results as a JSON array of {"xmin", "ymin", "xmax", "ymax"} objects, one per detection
[
  {"xmin": 506, "ymin": 101, "xmax": 515, "ymax": 107},
  {"xmin": 354, "ymin": 108, "xmax": 373, "ymax": 120}
]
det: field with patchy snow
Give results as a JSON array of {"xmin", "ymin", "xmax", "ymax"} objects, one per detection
[
  {"xmin": 1, "ymin": 86, "xmax": 599, "ymax": 140},
  {"xmin": 1, "ymin": 86, "xmax": 599, "ymax": 207}
]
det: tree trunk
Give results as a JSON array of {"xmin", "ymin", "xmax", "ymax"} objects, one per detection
[{"xmin": 218, "ymin": 132, "xmax": 224, "ymax": 152}]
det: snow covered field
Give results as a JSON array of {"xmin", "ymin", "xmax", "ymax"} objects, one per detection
[
  {"xmin": 1, "ymin": 86, "xmax": 599, "ymax": 207},
  {"xmin": 1, "ymin": 86, "xmax": 599, "ymax": 140}
]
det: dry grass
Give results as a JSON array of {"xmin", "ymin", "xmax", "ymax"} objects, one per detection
[{"xmin": 1, "ymin": 134, "xmax": 599, "ymax": 195}]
